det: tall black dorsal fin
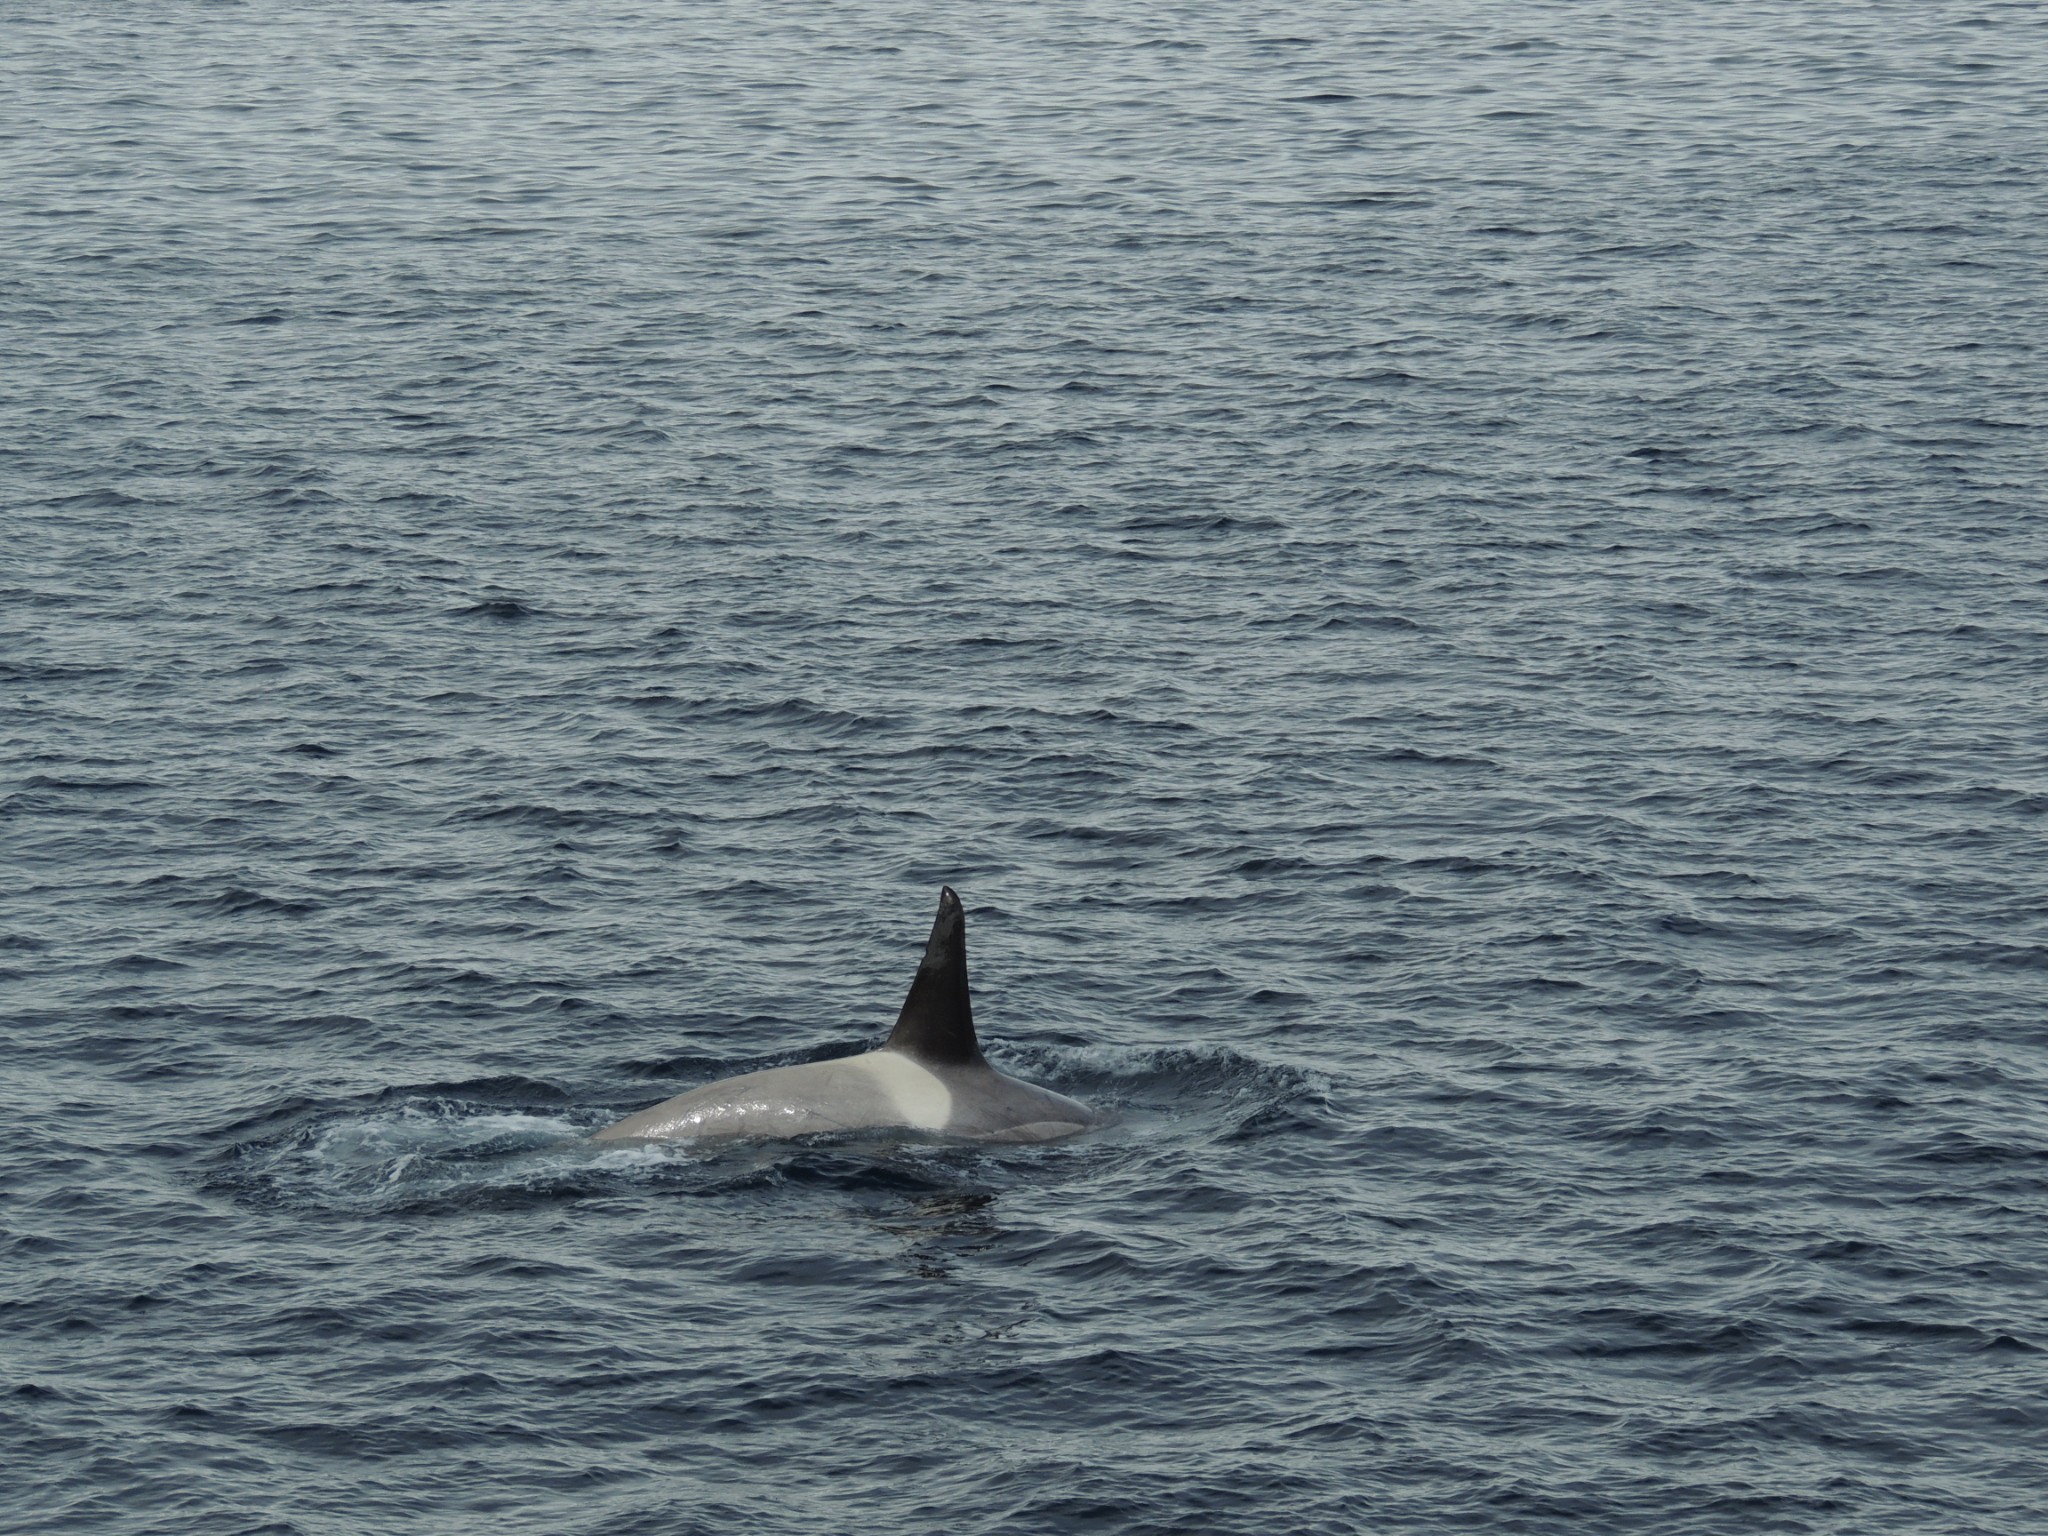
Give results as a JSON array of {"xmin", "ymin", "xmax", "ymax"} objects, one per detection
[{"xmin": 884, "ymin": 886, "xmax": 984, "ymax": 1067}]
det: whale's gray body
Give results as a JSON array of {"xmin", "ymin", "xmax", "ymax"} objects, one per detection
[{"xmin": 595, "ymin": 888, "xmax": 1093, "ymax": 1145}]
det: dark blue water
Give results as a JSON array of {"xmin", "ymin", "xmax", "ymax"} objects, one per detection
[{"xmin": 5, "ymin": 2, "xmax": 2045, "ymax": 1531}]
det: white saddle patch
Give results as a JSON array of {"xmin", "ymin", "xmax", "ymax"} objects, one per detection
[{"xmin": 850, "ymin": 1050, "xmax": 953, "ymax": 1131}]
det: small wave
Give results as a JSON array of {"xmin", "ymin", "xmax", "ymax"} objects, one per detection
[
  {"xmin": 993, "ymin": 1041, "xmax": 1324, "ymax": 1144},
  {"xmin": 445, "ymin": 801, "xmax": 611, "ymax": 830},
  {"xmin": 21, "ymin": 774, "xmax": 159, "ymax": 791},
  {"xmin": 203, "ymin": 887, "xmax": 321, "ymax": 917},
  {"xmin": 208, "ymin": 1093, "xmax": 602, "ymax": 1215},
  {"xmin": 106, "ymin": 953, "xmax": 187, "ymax": 972}
]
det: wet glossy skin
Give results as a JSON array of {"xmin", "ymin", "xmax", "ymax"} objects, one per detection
[{"xmin": 593, "ymin": 1047, "xmax": 1095, "ymax": 1144}]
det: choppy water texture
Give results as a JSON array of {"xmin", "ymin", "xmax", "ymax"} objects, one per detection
[{"xmin": 4, "ymin": 2, "xmax": 2046, "ymax": 1532}]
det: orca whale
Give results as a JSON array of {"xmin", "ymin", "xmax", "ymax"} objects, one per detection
[{"xmin": 594, "ymin": 887, "xmax": 1094, "ymax": 1144}]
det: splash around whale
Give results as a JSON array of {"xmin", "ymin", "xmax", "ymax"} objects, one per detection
[{"xmin": 595, "ymin": 888, "xmax": 1096, "ymax": 1145}]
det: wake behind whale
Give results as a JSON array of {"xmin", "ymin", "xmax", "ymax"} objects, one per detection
[{"xmin": 595, "ymin": 887, "xmax": 1096, "ymax": 1145}]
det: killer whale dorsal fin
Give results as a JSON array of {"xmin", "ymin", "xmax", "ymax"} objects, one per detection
[{"xmin": 884, "ymin": 886, "xmax": 985, "ymax": 1067}]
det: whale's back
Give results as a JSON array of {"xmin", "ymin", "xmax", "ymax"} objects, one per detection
[
  {"xmin": 593, "ymin": 887, "xmax": 1094, "ymax": 1145},
  {"xmin": 594, "ymin": 1049, "xmax": 1090, "ymax": 1144}
]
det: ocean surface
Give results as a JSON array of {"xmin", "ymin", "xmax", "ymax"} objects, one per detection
[{"xmin": 4, "ymin": 2, "xmax": 2045, "ymax": 1532}]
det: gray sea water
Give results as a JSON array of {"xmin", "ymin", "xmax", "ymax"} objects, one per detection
[{"xmin": 4, "ymin": 2, "xmax": 2046, "ymax": 1532}]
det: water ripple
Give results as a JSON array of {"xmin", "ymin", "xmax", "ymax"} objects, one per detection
[{"xmin": 4, "ymin": 1, "xmax": 2046, "ymax": 1533}]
